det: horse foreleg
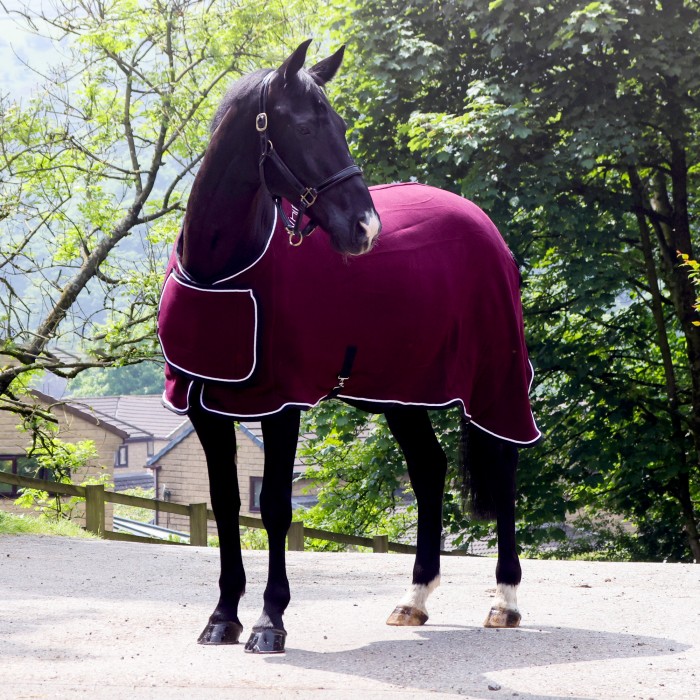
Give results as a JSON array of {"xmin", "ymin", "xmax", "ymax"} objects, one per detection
[
  {"xmin": 189, "ymin": 406, "xmax": 246, "ymax": 644},
  {"xmin": 244, "ymin": 408, "xmax": 300, "ymax": 654},
  {"xmin": 384, "ymin": 407, "xmax": 446, "ymax": 626}
]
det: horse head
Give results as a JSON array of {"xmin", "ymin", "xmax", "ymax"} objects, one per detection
[{"xmin": 259, "ymin": 40, "xmax": 381, "ymax": 255}]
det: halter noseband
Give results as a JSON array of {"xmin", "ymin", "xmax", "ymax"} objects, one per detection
[{"xmin": 256, "ymin": 73, "xmax": 363, "ymax": 246}]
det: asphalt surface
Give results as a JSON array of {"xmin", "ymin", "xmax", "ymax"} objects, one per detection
[{"xmin": 1, "ymin": 534, "xmax": 698, "ymax": 699}]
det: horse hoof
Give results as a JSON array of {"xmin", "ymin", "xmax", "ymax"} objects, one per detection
[
  {"xmin": 197, "ymin": 619, "xmax": 244, "ymax": 644},
  {"xmin": 484, "ymin": 607, "xmax": 521, "ymax": 628},
  {"xmin": 244, "ymin": 628, "xmax": 287, "ymax": 654},
  {"xmin": 386, "ymin": 605, "xmax": 428, "ymax": 626}
]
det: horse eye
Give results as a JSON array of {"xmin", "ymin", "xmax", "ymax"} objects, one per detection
[{"xmin": 296, "ymin": 124, "xmax": 311, "ymax": 136}]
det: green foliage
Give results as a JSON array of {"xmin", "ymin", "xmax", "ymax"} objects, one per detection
[
  {"xmin": 112, "ymin": 487, "xmax": 156, "ymax": 523},
  {"xmin": 241, "ymin": 527, "xmax": 270, "ymax": 550},
  {"xmin": 679, "ymin": 253, "xmax": 700, "ymax": 327},
  {"xmin": 67, "ymin": 360, "xmax": 165, "ymax": 397},
  {"xmin": 14, "ymin": 430, "xmax": 112, "ymax": 521},
  {"xmin": 316, "ymin": 0, "xmax": 700, "ymax": 560},
  {"xmin": 0, "ymin": 510, "xmax": 94, "ymax": 539},
  {"xmin": 1, "ymin": 0, "xmax": 314, "ymax": 414},
  {"xmin": 209, "ymin": 528, "xmax": 269, "ymax": 550},
  {"xmin": 299, "ymin": 402, "xmax": 518, "ymax": 551},
  {"xmin": 11, "ymin": 414, "xmax": 112, "ymax": 520},
  {"xmin": 298, "ymin": 403, "xmax": 415, "ymax": 550}
]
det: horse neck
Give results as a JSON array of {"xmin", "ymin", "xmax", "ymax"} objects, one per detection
[{"xmin": 181, "ymin": 103, "xmax": 273, "ymax": 283}]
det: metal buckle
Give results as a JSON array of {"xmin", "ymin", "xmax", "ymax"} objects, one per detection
[
  {"xmin": 287, "ymin": 228, "xmax": 304, "ymax": 246},
  {"xmin": 256, "ymin": 113, "xmax": 268, "ymax": 132},
  {"xmin": 300, "ymin": 187, "xmax": 317, "ymax": 207}
]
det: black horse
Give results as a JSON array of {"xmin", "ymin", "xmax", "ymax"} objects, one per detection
[{"xmin": 157, "ymin": 41, "xmax": 540, "ymax": 654}]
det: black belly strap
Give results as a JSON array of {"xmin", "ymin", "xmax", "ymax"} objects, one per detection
[{"xmin": 325, "ymin": 345, "xmax": 358, "ymax": 400}]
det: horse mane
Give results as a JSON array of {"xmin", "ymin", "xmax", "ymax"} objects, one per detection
[
  {"xmin": 210, "ymin": 65, "xmax": 326, "ymax": 135},
  {"xmin": 210, "ymin": 69, "xmax": 272, "ymax": 134}
]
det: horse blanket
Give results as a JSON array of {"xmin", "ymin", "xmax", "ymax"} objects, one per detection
[{"xmin": 158, "ymin": 182, "xmax": 540, "ymax": 445}]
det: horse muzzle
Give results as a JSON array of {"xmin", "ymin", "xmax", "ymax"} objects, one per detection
[{"xmin": 340, "ymin": 209, "xmax": 381, "ymax": 256}]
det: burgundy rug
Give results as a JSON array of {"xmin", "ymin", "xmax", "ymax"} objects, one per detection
[{"xmin": 158, "ymin": 183, "xmax": 540, "ymax": 445}]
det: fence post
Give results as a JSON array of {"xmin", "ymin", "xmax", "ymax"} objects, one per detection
[
  {"xmin": 189, "ymin": 502, "xmax": 208, "ymax": 547},
  {"xmin": 287, "ymin": 521, "xmax": 305, "ymax": 551},
  {"xmin": 85, "ymin": 484, "xmax": 105, "ymax": 537},
  {"xmin": 373, "ymin": 534, "xmax": 389, "ymax": 553}
]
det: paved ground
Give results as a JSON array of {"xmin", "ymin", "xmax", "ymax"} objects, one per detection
[{"xmin": 0, "ymin": 534, "xmax": 698, "ymax": 699}]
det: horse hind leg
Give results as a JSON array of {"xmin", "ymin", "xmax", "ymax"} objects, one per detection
[
  {"xmin": 463, "ymin": 422, "xmax": 522, "ymax": 628},
  {"xmin": 384, "ymin": 407, "xmax": 446, "ymax": 626}
]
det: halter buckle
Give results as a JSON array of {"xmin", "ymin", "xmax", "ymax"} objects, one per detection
[
  {"xmin": 256, "ymin": 113, "xmax": 268, "ymax": 132},
  {"xmin": 300, "ymin": 187, "xmax": 317, "ymax": 207}
]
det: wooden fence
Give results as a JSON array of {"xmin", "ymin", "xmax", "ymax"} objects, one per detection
[{"xmin": 0, "ymin": 470, "xmax": 469, "ymax": 556}]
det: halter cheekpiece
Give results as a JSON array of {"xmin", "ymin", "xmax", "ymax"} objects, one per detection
[{"xmin": 256, "ymin": 73, "xmax": 363, "ymax": 246}]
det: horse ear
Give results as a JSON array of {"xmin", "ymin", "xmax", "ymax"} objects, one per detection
[
  {"xmin": 279, "ymin": 39, "xmax": 313, "ymax": 83},
  {"xmin": 308, "ymin": 45, "xmax": 346, "ymax": 86}
]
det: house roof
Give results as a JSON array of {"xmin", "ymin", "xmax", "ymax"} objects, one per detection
[
  {"xmin": 146, "ymin": 420, "xmax": 310, "ymax": 472},
  {"xmin": 147, "ymin": 424, "xmax": 195, "ymax": 467},
  {"xmin": 238, "ymin": 422, "xmax": 310, "ymax": 472},
  {"xmin": 66, "ymin": 395, "xmax": 190, "ymax": 441},
  {"xmin": 29, "ymin": 390, "xmax": 129, "ymax": 440}
]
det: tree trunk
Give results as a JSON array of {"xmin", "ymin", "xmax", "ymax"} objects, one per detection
[
  {"xmin": 638, "ymin": 157, "xmax": 700, "ymax": 562},
  {"xmin": 629, "ymin": 168, "xmax": 700, "ymax": 561}
]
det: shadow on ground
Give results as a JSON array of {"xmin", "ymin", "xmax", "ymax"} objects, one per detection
[{"xmin": 264, "ymin": 624, "xmax": 687, "ymax": 699}]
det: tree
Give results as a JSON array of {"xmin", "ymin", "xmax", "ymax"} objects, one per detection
[
  {"xmin": 67, "ymin": 360, "xmax": 164, "ymax": 396},
  {"xmin": 0, "ymin": 0, "xmax": 311, "ymax": 418},
  {"xmin": 317, "ymin": 0, "xmax": 700, "ymax": 560}
]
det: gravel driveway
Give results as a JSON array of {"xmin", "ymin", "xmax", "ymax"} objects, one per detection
[{"xmin": 1, "ymin": 534, "xmax": 697, "ymax": 699}]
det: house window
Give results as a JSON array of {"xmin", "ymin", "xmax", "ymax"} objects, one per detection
[
  {"xmin": 115, "ymin": 444, "xmax": 128, "ymax": 468},
  {"xmin": 0, "ymin": 455, "xmax": 49, "ymax": 497},
  {"xmin": 146, "ymin": 440, "xmax": 154, "ymax": 457},
  {"xmin": 249, "ymin": 476, "xmax": 263, "ymax": 513}
]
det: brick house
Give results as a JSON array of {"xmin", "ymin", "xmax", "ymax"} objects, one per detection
[
  {"xmin": 0, "ymin": 390, "xmax": 124, "ymax": 527},
  {"xmin": 147, "ymin": 421, "xmax": 315, "ymax": 535},
  {"xmin": 66, "ymin": 395, "xmax": 189, "ymax": 490}
]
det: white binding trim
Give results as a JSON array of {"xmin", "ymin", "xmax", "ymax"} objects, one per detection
[
  {"xmin": 158, "ymin": 275, "xmax": 258, "ymax": 384},
  {"xmin": 398, "ymin": 575, "xmax": 441, "ymax": 615},
  {"xmin": 164, "ymin": 211, "xmax": 542, "ymax": 446},
  {"xmin": 212, "ymin": 206, "xmax": 277, "ymax": 285},
  {"xmin": 161, "ymin": 380, "xmax": 196, "ymax": 415},
  {"xmin": 175, "ymin": 206, "xmax": 278, "ymax": 287},
  {"xmin": 198, "ymin": 389, "xmax": 542, "ymax": 445},
  {"xmin": 199, "ymin": 385, "xmax": 323, "ymax": 418},
  {"xmin": 175, "ymin": 257, "xmax": 194, "ymax": 282},
  {"xmin": 336, "ymin": 395, "xmax": 542, "ymax": 446}
]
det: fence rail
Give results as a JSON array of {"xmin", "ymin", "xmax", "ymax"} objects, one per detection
[{"xmin": 0, "ymin": 470, "xmax": 470, "ymax": 556}]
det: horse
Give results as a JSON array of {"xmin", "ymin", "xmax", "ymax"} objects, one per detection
[{"xmin": 157, "ymin": 40, "xmax": 540, "ymax": 654}]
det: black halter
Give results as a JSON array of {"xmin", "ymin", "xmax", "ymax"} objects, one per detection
[{"xmin": 256, "ymin": 73, "xmax": 363, "ymax": 246}]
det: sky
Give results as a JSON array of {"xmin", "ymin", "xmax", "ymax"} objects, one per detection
[{"xmin": 1, "ymin": 2, "xmax": 57, "ymax": 100}]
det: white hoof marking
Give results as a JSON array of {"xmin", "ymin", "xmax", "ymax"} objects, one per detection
[
  {"xmin": 397, "ymin": 575, "xmax": 441, "ymax": 616},
  {"xmin": 493, "ymin": 583, "xmax": 519, "ymax": 612}
]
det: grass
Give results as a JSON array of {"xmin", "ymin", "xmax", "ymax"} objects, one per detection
[
  {"xmin": 0, "ymin": 511, "xmax": 94, "ymax": 539},
  {"xmin": 112, "ymin": 487, "xmax": 156, "ymax": 523}
]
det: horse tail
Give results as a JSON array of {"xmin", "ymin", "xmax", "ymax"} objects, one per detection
[{"xmin": 460, "ymin": 417, "xmax": 515, "ymax": 521}]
